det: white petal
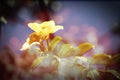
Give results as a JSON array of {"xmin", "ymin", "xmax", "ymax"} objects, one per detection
[
  {"xmin": 20, "ymin": 42, "xmax": 29, "ymax": 51},
  {"xmin": 28, "ymin": 42, "xmax": 41, "ymax": 54}
]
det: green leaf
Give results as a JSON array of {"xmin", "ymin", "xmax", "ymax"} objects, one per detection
[
  {"xmin": 57, "ymin": 44, "xmax": 74, "ymax": 58},
  {"xmin": 0, "ymin": 16, "xmax": 7, "ymax": 24},
  {"xmin": 112, "ymin": 54, "xmax": 120, "ymax": 63},
  {"xmin": 87, "ymin": 68, "xmax": 100, "ymax": 80},
  {"xmin": 31, "ymin": 57, "xmax": 45, "ymax": 68},
  {"xmin": 107, "ymin": 70, "xmax": 120, "ymax": 79},
  {"xmin": 89, "ymin": 53, "xmax": 111, "ymax": 65},
  {"xmin": 76, "ymin": 42, "xmax": 94, "ymax": 56},
  {"xmin": 49, "ymin": 36, "xmax": 62, "ymax": 51}
]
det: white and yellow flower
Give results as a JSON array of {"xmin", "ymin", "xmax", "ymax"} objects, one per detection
[{"xmin": 28, "ymin": 20, "xmax": 63, "ymax": 39}]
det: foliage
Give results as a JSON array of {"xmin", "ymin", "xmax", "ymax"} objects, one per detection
[{"xmin": 20, "ymin": 20, "xmax": 120, "ymax": 80}]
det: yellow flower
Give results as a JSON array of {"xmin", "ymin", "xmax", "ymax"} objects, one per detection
[
  {"xmin": 28, "ymin": 20, "xmax": 64, "ymax": 37},
  {"xmin": 20, "ymin": 21, "xmax": 63, "ymax": 51}
]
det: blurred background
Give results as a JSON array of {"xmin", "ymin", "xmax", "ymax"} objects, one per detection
[
  {"xmin": 0, "ymin": 0, "xmax": 120, "ymax": 80},
  {"xmin": 0, "ymin": 0, "xmax": 120, "ymax": 54}
]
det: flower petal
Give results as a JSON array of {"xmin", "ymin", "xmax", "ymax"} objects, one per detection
[
  {"xmin": 28, "ymin": 20, "xmax": 64, "ymax": 36},
  {"xmin": 40, "ymin": 20, "xmax": 55, "ymax": 33},
  {"xmin": 28, "ymin": 42, "xmax": 41, "ymax": 55},
  {"xmin": 28, "ymin": 22, "xmax": 41, "ymax": 33},
  {"xmin": 28, "ymin": 32, "xmax": 40, "ymax": 44},
  {"xmin": 52, "ymin": 25, "xmax": 64, "ymax": 33},
  {"xmin": 20, "ymin": 42, "xmax": 29, "ymax": 51},
  {"xmin": 41, "ymin": 20, "xmax": 55, "ymax": 28}
]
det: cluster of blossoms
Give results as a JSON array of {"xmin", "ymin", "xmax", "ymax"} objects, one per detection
[{"xmin": 20, "ymin": 20, "xmax": 120, "ymax": 80}]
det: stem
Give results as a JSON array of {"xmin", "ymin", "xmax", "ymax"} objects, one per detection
[
  {"xmin": 54, "ymin": 55, "xmax": 60, "ymax": 62},
  {"xmin": 39, "ymin": 40, "xmax": 46, "ymax": 51},
  {"xmin": 46, "ymin": 39, "xmax": 50, "ymax": 51},
  {"xmin": 87, "ymin": 64, "xmax": 90, "ymax": 69}
]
